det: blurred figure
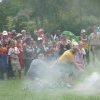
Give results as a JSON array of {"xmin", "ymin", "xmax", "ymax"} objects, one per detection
[
  {"xmin": 57, "ymin": 48, "xmax": 83, "ymax": 86},
  {"xmin": 56, "ymin": 35, "xmax": 71, "ymax": 57},
  {"xmin": 89, "ymin": 28, "xmax": 100, "ymax": 62},
  {"xmin": 0, "ymin": 46, "xmax": 8, "ymax": 80},
  {"xmin": 8, "ymin": 40, "xmax": 21, "ymax": 79},
  {"xmin": 80, "ymin": 29, "xmax": 89, "ymax": 65},
  {"xmin": 27, "ymin": 53, "xmax": 46, "ymax": 79},
  {"xmin": 16, "ymin": 33, "xmax": 24, "ymax": 69},
  {"xmin": 23, "ymin": 38, "xmax": 35, "ymax": 75},
  {"xmin": 37, "ymin": 28, "xmax": 45, "ymax": 41}
]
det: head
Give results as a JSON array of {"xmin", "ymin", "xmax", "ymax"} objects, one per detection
[
  {"xmin": 67, "ymin": 40, "xmax": 72, "ymax": 44},
  {"xmin": 21, "ymin": 30, "xmax": 27, "ymax": 35},
  {"xmin": 60, "ymin": 35, "xmax": 66, "ymax": 41},
  {"xmin": 70, "ymin": 47, "xmax": 79, "ymax": 54},
  {"xmin": 2, "ymin": 31, "xmax": 8, "ymax": 38},
  {"xmin": 25, "ymin": 38, "xmax": 31, "ymax": 44},
  {"xmin": 80, "ymin": 29, "xmax": 86, "ymax": 36},
  {"xmin": 38, "ymin": 28, "xmax": 44, "ymax": 33},
  {"xmin": 12, "ymin": 30, "xmax": 16, "ymax": 33},
  {"xmin": 10, "ymin": 40, "xmax": 16, "ymax": 48},
  {"xmin": 11, "ymin": 30, "xmax": 17, "ymax": 36},
  {"xmin": 16, "ymin": 33, "xmax": 22, "ymax": 41}
]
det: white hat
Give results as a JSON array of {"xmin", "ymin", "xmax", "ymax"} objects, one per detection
[
  {"xmin": 38, "ymin": 37, "xmax": 43, "ymax": 40},
  {"xmin": 38, "ymin": 28, "xmax": 44, "ymax": 32},
  {"xmin": 16, "ymin": 33, "xmax": 22, "ymax": 38},
  {"xmin": 21, "ymin": 30, "xmax": 26, "ymax": 33},
  {"xmin": 73, "ymin": 41, "xmax": 78, "ymax": 46},
  {"xmin": 81, "ymin": 29, "xmax": 86, "ymax": 33},
  {"xmin": 2, "ymin": 31, "xmax": 8, "ymax": 36}
]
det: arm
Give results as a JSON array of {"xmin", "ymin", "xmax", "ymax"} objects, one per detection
[
  {"xmin": 72, "ymin": 56, "xmax": 84, "ymax": 70},
  {"xmin": 74, "ymin": 62, "xmax": 83, "ymax": 70}
]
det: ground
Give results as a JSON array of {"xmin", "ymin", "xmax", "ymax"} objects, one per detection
[{"xmin": 0, "ymin": 79, "xmax": 100, "ymax": 100}]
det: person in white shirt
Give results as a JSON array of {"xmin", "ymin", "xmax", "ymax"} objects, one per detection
[{"xmin": 8, "ymin": 40, "xmax": 21, "ymax": 79}]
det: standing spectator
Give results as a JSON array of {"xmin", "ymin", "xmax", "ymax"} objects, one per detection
[
  {"xmin": 8, "ymin": 40, "xmax": 21, "ymax": 79},
  {"xmin": 21, "ymin": 30, "xmax": 31, "ymax": 42},
  {"xmin": 89, "ymin": 28, "xmax": 100, "ymax": 62},
  {"xmin": 23, "ymin": 38, "xmax": 35, "ymax": 75},
  {"xmin": 80, "ymin": 29, "xmax": 89, "ymax": 65},
  {"xmin": 16, "ymin": 33, "xmax": 24, "ymax": 69},
  {"xmin": 0, "ymin": 46, "xmax": 8, "ymax": 79}
]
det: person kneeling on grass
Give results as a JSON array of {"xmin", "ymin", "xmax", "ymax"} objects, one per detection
[
  {"xmin": 57, "ymin": 47, "xmax": 83, "ymax": 87},
  {"xmin": 27, "ymin": 53, "xmax": 47, "ymax": 80}
]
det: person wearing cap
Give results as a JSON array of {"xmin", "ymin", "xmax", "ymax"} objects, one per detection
[
  {"xmin": 21, "ymin": 30, "xmax": 31, "ymax": 42},
  {"xmin": 2, "ymin": 31, "xmax": 8, "ymax": 40},
  {"xmin": 23, "ymin": 37, "xmax": 36, "ymax": 75},
  {"xmin": 89, "ymin": 28, "xmax": 100, "ymax": 61},
  {"xmin": 58, "ymin": 48, "xmax": 83, "ymax": 69},
  {"xmin": 8, "ymin": 40, "xmax": 21, "ymax": 79},
  {"xmin": 80, "ymin": 29, "xmax": 89, "ymax": 65},
  {"xmin": 11, "ymin": 30, "xmax": 17, "ymax": 39},
  {"xmin": 37, "ymin": 28, "xmax": 46, "ymax": 40},
  {"xmin": 2, "ymin": 31, "xmax": 8, "ymax": 36}
]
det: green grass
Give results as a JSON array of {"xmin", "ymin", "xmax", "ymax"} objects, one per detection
[{"xmin": 0, "ymin": 79, "xmax": 100, "ymax": 100}]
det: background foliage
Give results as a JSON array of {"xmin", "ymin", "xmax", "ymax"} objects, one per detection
[{"xmin": 0, "ymin": 0, "xmax": 100, "ymax": 34}]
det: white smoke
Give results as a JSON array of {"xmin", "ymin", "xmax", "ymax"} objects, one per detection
[
  {"xmin": 0, "ymin": 0, "xmax": 2, "ymax": 3},
  {"xmin": 74, "ymin": 72, "xmax": 100, "ymax": 94},
  {"xmin": 24, "ymin": 59, "xmax": 63, "ymax": 90},
  {"xmin": 24, "ymin": 57, "xmax": 100, "ymax": 95}
]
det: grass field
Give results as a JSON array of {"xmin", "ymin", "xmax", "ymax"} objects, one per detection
[
  {"xmin": 1, "ymin": 59, "xmax": 100, "ymax": 100},
  {"xmin": 0, "ymin": 79, "xmax": 100, "ymax": 100}
]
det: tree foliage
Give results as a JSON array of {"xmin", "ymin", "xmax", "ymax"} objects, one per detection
[{"xmin": 0, "ymin": 0, "xmax": 100, "ymax": 34}]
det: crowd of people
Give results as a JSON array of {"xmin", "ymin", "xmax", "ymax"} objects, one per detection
[{"xmin": 0, "ymin": 27, "xmax": 99, "ymax": 81}]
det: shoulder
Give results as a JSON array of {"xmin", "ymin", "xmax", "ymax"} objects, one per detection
[
  {"xmin": 8, "ymin": 47, "xmax": 13, "ymax": 52},
  {"xmin": 63, "ymin": 50, "xmax": 70, "ymax": 55}
]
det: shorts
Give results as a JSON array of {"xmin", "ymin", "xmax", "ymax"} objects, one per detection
[{"xmin": 11, "ymin": 62, "xmax": 21, "ymax": 71}]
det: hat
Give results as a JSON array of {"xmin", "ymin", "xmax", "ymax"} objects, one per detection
[
  {"xmin": 16, "ymin": 33, "xmax": 22, "ymax": 38},
  {"xmin": 21, "ymin": 30, "xmax": 26, "ymax": 33},
  {"xmin": 12, "ymin": 30, "xmax": 16, "ymax": 33},
  {"xmin": 2, "ymin": 31, "xmax": 8, "ymax": 36},
  {"xmin": 81, "ymin": 29, "xmax": 86, "ymax": 33},
  {"xmin": 38, "ymin": 37, "xmax": 43, "ymax": 40},
  {"xmin": 38, "ymin": 28, "xmax": 44, "ymax": 32}
]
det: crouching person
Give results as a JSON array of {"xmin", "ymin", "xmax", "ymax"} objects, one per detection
[
  {"xmin": 57, "ymin": 48, "xmax": 83, "ymax": 87},
  {"xmin": 8, "ymin": 40, "xmax": 21, "ymax": 79},
  {"xmin": 27, "ymin": 53, "xmax": 47, "ymax": 80}
]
